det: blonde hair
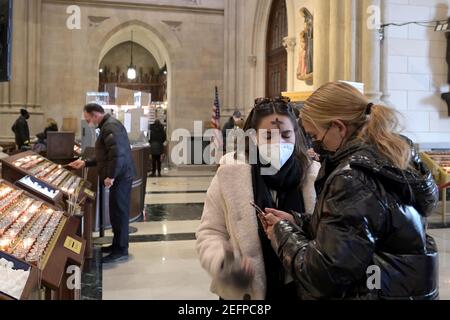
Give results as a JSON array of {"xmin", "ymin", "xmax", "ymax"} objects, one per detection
[
  {"xmin": 46, "ymin": 118, "xmax": 57, "ymax": 127},
  {"xmin": 301, "ymin": 81, "xmax": 411, "ymax": 170}
]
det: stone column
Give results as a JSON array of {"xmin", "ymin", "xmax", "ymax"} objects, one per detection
[
  {"xmin": 9, "ymin": 0, "xmax": 27, "ymax": 109},
  {"xmin": 313, "ymin": 0, "xmax": 331, "ymax": 89},
  {"xmin": 361, "ymin": 0, "xmax": 382, "ymax": 102},
  {"xmin": 27, "ymin": 0, "xmax": 41, "ymax": 109},
  {"xmin": 223, "ymin": 0, "xmax": 237, "ymax": 110},
  {"xmin": 0, "ymin": 0, "xmax": 42, "ymax": 141},
  {"xmin": 329, "ymin": 1, "xmax": 346, "ymax": 81},
  {"xmin": 283, "ymin": 37, "xmax": 296, "ymax": 92},
  {"xmin": 247, "ymin": 55, "xmax": 257, "ymax": 115},
  {"xmin": 343, "ymin": 0, "xmax": 357, "ymax": 81},
  {"xmin": 380, "ymin": 1, "xmax": 391, "ymax": 105}
]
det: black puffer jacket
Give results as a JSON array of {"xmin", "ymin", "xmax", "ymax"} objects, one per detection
[
  {"xmin": 272, "ymin": 138, "xmax": 439, "ymax": 300},
  {"xmin": 86, "ymin": 114, "xmax": 136, "ymax": 181}
]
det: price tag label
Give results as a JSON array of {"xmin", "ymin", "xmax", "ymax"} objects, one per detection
[{"xmin": 64, "ymin": 236, "xmax": 82, "ymax": 255}]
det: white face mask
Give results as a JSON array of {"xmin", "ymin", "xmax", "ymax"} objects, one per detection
[
  {"xmin": 258, "ymin": 143, "xmax": 295, "ymax": 171},
  {"xmin": 87, "ymin": 121, "xmax": 98, "ymax": 129}
]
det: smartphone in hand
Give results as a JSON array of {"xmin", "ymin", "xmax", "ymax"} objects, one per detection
[
  {"xmin": 250, "ymin": 202, "xmax": 266, "ymax": 216},
  {"xmin": 251, "ymin": 202, "xmax": 269, "ymax": 230}
]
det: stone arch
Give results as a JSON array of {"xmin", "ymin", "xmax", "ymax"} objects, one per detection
[
  {"xmin": 97, "ymin": 20, "xmax": 180, "ymax": 69},
  {"xmin": 97, "ymin": 20, "xmax": 178, "ymax": 134}
]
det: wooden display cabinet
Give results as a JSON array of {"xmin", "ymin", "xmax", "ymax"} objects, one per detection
[
  {"xmin": 84, "ymin": 145, "xmax": 150, "ymax": 233},
  {"xmin": 1, "ymin": 151, "xmax": 95, "ymax": 258},
  {"xmin": 46, "ymin": 132, "xmax": 76, "ymax": 163}
]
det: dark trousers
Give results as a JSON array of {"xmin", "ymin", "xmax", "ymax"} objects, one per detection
[
  {"xmin": 109, "ymin": 176, "xmax": 133, "ymax": 254},
  {"xmin": 152, "ymin": 155, "xmax": 162, "ymax": 174}
]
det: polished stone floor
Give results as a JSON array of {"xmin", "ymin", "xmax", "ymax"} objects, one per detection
[
  {"xmin": 97, "ymin": 168, "xmax": 450, "ymax": 300},
  {"xmin": 101, "ymin": 169, "xmax": 214, "ymax": 300}
]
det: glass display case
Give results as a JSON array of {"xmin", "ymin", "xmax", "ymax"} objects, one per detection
[
  {"xmin": 0, "ymin": 179, "xmax": 65, "ymax": 264},
  {"xmin": 11, "ymin": 154, "xmax": 84, "ymax": 194},
  {"xmin": 0, "ymin": 179, "xmax": 85, "ymax": 300},
  {"xmin": 0, "ymin": 251, "xmax": 38, "ymax": 300},
  {"xmin": 16, "ymin": 176, "xmax": 63, "ymax": 206},
  {"xmin": 1, "ymin": 151, "xmax": 95, "ymax": 258}
]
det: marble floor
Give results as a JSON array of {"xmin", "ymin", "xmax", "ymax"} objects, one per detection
[
  {"xmin": 99, "ymin": 168, "xmax": 450, "ymax": 300},
  {"xmin": 101, "ymin": 170, "xmax": 214, "ymax": 300},
  {"xmin": 103, "ymin": 241, "xmax": 216, "ymax": 300}
]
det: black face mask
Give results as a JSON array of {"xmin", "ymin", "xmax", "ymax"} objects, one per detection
[
  {"xmin": 312, "ymin": 125, "xmax": 335, "ymax": 162},
  {"xmin": 312, "ymin": 141, "xmax": 335, "ymax": 162}
]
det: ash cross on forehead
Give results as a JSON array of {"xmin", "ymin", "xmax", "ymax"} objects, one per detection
[{"xmin": 271, "ymin": 118, "xmax": 284, "ymax": 129}]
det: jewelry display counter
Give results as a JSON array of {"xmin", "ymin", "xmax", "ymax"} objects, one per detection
[
  {"xmin": 1, "ymin": 151, "xmax": 95, "ymax": 258},
  {"xmin": 0, "ymin": 179, "xmax": 85, "ymax": 300}
]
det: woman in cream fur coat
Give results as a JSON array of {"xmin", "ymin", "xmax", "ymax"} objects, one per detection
[{"xmin": 196, "ymin": 98, "xmax": 320, "ymax": 300}]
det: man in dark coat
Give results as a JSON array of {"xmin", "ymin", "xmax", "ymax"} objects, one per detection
[
  {"xmin": 11, "ymin": 109, "xmax": 31, "ymax": 150},
  {"xmin": 70, "ymin": 103, "xmax": 136, "ymax": 264}
]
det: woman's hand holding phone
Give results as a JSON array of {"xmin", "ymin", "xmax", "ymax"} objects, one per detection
[
  {"xmin": 264, "ymin": 208, "xmax": 295, "ymax": 225},
  {"xmin": 252, "ymin": 204, "xmax": 294, "ymax": 240}
]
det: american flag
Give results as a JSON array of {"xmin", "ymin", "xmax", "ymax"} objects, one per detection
[
  {"xmin": 211, "ymin": 86, "xmax": 221, "ymax": 130},
  {"xmin": 210, "ymin": 86, "xmax": 223, "ymax": 160}
]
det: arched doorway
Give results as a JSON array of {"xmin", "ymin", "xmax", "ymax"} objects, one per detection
[
  {"xmin": 98, "ymin": 41, "xmax": 167, "ymax": 103},
  {"xmin": 97, "ymin": 22, "xmax": 173, "ymax": 119},
  {"xmin": 266, "ymin": 0, "xmax": 288, "ymax": 98}
]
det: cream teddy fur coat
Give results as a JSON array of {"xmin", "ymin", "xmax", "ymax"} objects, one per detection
[{"xmin": 196, "ymin": 153, "xmax": 320, "ymax": 300}]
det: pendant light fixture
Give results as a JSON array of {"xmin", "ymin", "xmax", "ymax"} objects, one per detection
[{"xmin": 127, "ymin": 30, "xmax": 137, "ymax": 80}]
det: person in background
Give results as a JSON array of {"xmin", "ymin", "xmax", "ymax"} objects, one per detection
[
  {"xmin": 301, "ymin": 124, "xmax": 319, "ymax": 161},
  {"xmin": 234, "ymin": 118, "xmax": 244, "ymax": 130},
  {"xmin": 292, "ymin": 105, "xmax": 318, "ymax": 161},
  {"xmin": 196, "ymin": 97, "xmax": 320, "ymax": 300},
  {"xmin": 223, "ymin": 118, "xmax": 245, "ymax": 155},
  {"xmin": 0, "ymin": 146, "xmax": 8, "ymax": 160},
  {"xmin": 11, "ymin": 109, "xmax": 31, "ymax": 151},
  {"xmin": 293, "ymin": 107, "xmax": 300, "ymax": 120},
  {"xmin": 222, "ymin": 110, "xmax": 243, "ymax": 152},
  {"xmin": 261, "ymin": 81, "xmax": 439, "ymax": 300},
  {"xmin": 33, "ymin": 118, "xmax": 59, "ymax": 153},
  {"xmin": 149, "ymin": 119, "xmax": 167, "ymax": 177},
  {"xmin": 70, "ymin": 103, "xmax": 136, "ymax": 264},
  {"xmin": 293, "ymin": 106, "xmax": 318, "ymax": 161}
]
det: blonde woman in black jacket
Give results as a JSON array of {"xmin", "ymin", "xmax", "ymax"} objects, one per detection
[{"xmin": 261, "ymin": 82, "xmax": 439, "ymax": 300}]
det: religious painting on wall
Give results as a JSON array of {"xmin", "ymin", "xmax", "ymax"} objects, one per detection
[{"xmin": 297, "ymin": 8, "xmax": 313, "ymax": 83}]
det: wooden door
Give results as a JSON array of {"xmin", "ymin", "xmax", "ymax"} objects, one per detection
[{"xmin": 266, "ymin": 0, "xmax": 288, "ymax": 98}]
